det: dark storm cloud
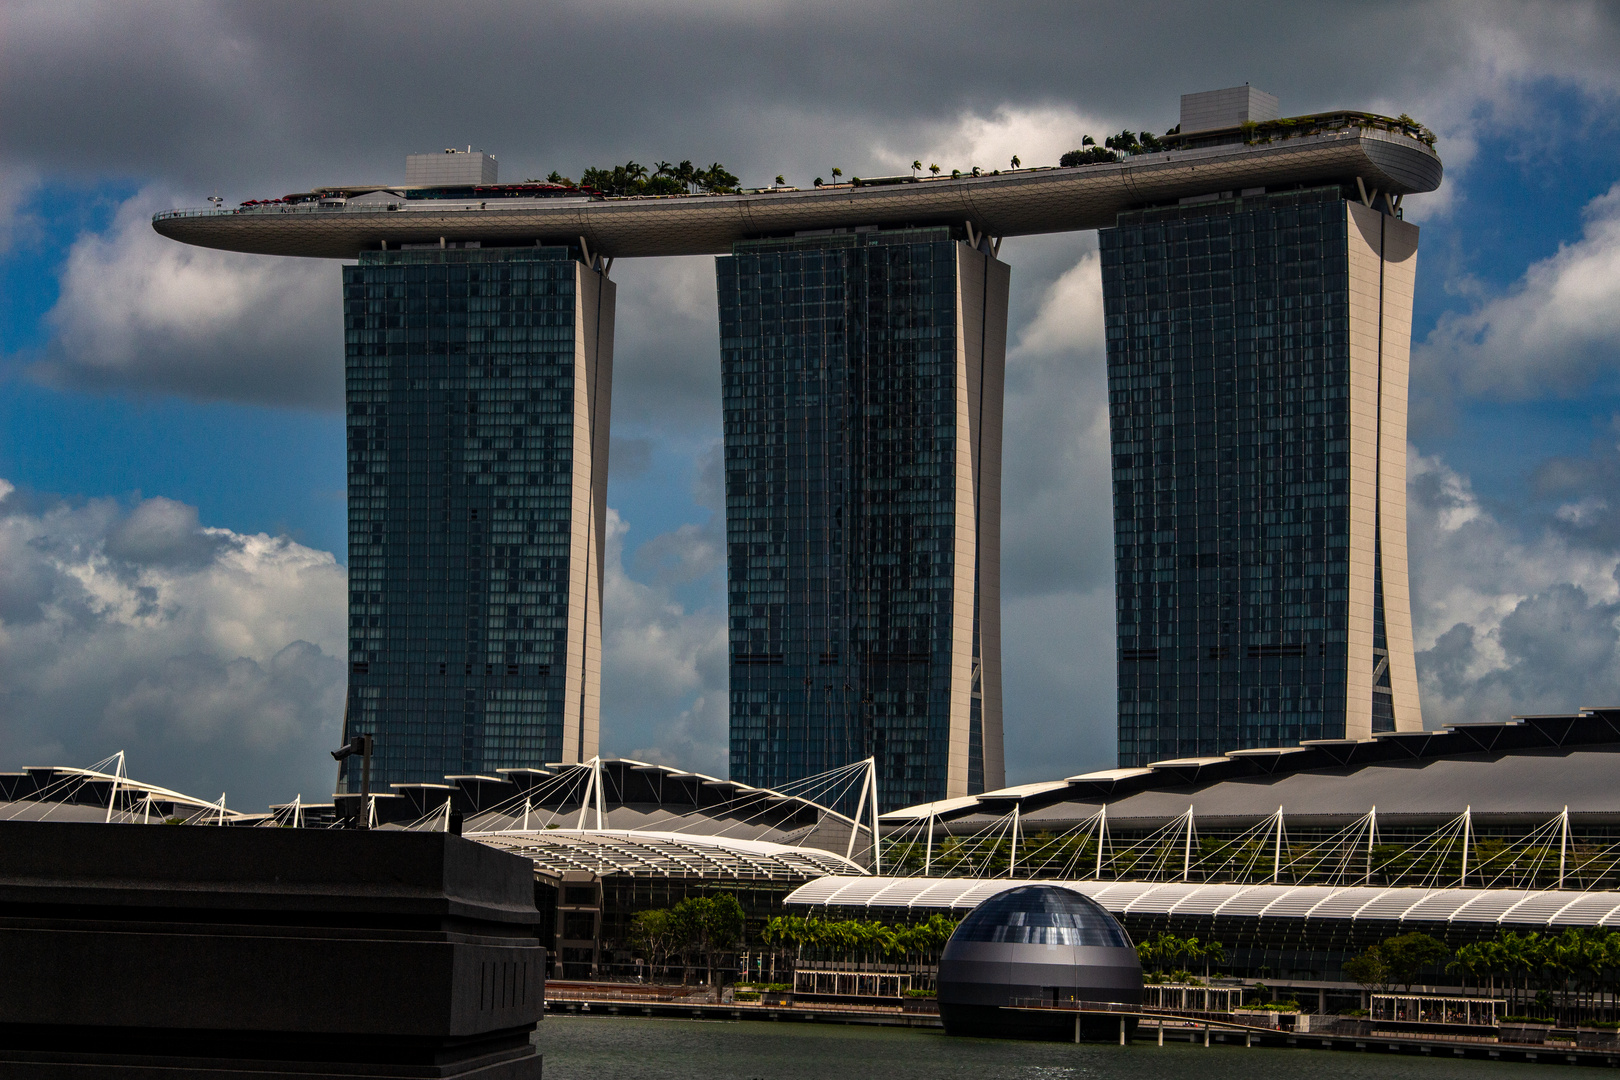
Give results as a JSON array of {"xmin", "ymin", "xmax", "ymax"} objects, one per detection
[
  {"xmin": 5, "ymin": 0, "xmax": 1617, "ymax": 200},
  {"xmin": 7, "ymin": 0, "xmax": 1620, "ymax": 792}
]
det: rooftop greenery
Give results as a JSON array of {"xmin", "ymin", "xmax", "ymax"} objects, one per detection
[{"xmin": 537, "ymin": 159, "xmax": 742, "ymax": 196}]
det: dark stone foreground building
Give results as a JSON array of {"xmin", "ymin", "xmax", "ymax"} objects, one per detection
[{"xmin": 0, "ymin": 821, "xmax": 544, "ymax": 1079}]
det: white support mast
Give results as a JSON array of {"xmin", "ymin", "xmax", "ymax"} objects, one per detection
[
  {"xmin": 1559, "ymin": 806, "xmax": 1570, "ymax": 889},
  {"xmin": 594, "ymin": 756, "xmax": 606, "ymax": 831},
  {"xmin": 1009, "ymin": 802, "xmax": 1021, "ymax": 879},
  {"xmin": 845, "ymin": 760, "xmax": 873, "ymax": 865},
  {"xmin": 870, "ymin": 758, "xmax": 881, "ymax": 876},
  {"xmin": 1272, "ymin": 805, "xmax": 1285, "ymax": 884},
  {"xmin": 1365, "ymin": 805, "xmax": 1378, "ymax": 885},
  {"xmin": 1095, "ymin": 804, "xmax": 1108, "ymax": 880},
  {"xmin": 1181, "ymin": 804, "xmax": 1195, "ymax": 882},
  {"xmin": 924, "ymin": 813, "xmax": 935, "ymax": 877},
  {"xmin": 104, "ymin": 750, "xmax": 126, "ymax": 823},
  {"xmin": 575, "ymin": 758, "xmax": 600, "ymax": 831},
  {"xmin": 1460, "ymin": 805, "xmax": 1472, "ymax": 886}
]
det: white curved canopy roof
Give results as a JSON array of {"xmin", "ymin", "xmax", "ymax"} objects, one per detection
[
  {"xmin": 473, "ymin": 828, "xmax": 865, "ymax": 882},
  {"xmin": 785, "ymin": 876, "xmax": 1620, "ymax": 927}
]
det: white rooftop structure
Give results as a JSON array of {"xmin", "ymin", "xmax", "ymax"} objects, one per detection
[
  {"xmin": 405, "ymin": 149, "xmax": 497, "ymax": 186},
  {"xmin": 1179, "ymin": 85, "xmax": 1280, "ymax": 134}
]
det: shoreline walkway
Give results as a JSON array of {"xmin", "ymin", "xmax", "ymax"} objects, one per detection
[{"xmin": 545, "ymin": 983, "xmax": 1620, "ymax": 1066}]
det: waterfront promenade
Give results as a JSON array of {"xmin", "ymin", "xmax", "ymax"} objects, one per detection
[
  {"xmin": 539, "ymin": 1015, "xmax": 1570, "ymax": 1080},
  {"xmin": 543, "ymin": 982, "xmax": 1620, "ymax": 1066}
]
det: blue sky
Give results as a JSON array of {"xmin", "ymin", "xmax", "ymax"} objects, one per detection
[{"xmin": 3, "ymin": 1, "xmax": 1620, "ymax": 809}]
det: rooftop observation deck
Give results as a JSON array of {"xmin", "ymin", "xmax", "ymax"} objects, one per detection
[{"xmin": 152, "ymin": 115, "xmax": 1441, "ymax": 260}]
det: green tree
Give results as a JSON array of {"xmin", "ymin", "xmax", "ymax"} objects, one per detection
[
  {"xmin": 673, "ymin": 893, "xmax": 746, "ymax": 987},
  {"xmin": 698, "ymin": 162, "xmax": 740, "ymax": 194},
  {"xmin": 1344, "ymin": 945, "xmax": 1391, "ymax": 994},
  {"xmin": 928, "ymin": 163, "xmax": 940, "ymax": 177},
  {"xmin": 1010, "ymin": 155, "xmax": 1020, "ymax": 169},
  {"xmin": 911, "ymin": 160, "xmax": 922, "ymax": 176},
  {"xmin": 775, "ymin": 174, "xmax": 787, "ymax": 187},
  {"xmin": 629, "ymin": 908, "xmax": 678, "ymax": 979},
  {"xmin": 1379, "ymin": 932, "xmax": 1449, "ymax": 992},
  {"xmin": 830, "ymin": 167, "xmax": 843, "ymax": 184}
]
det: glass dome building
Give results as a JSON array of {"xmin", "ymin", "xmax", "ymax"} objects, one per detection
[{"xmin": 936, "ymin": 884, "xmax": 1142, "ymax": 1039}]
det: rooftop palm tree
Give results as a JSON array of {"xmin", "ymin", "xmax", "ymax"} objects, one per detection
[
  {"xmin": 928, "ymin": 163, "xmax": 941, "ymax": 177},
  {"xmin": 831, "ymin": 167, "xmax": 843, "ymax": 183},
  {"xmin": 775, "ymin": 174, "xmax": 786, "ymax": 187},
  {"xmin": 1010, "ymin": 155, "xmax": 1020, "ymax": 168},
  {"xmin": 911, "ymin": 159, "xmax": 922, "ymax": 177}
]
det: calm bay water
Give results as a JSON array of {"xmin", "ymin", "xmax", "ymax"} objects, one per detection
[{"xmin": 537, "ymin": 1016, "xmax": 1549, "ymax": 1080}]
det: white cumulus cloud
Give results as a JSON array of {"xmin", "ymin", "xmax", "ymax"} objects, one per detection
[
  {"xmin": 1408, "ymin": 452, "xmax": 1620, "ymax": 725},
  {"xmin": 599, "ymin": 508, "xmax": 729, "ymax": 775},
  {"xmin": 1418, "ymin": 182, "xmax": 1620, "ymax": 401},
  {"xmin": 0, "ymin": 482, "xmax": 347, "ymax": 808},
  {"xmin": 31, "ymin": 188, "xmax": 342, "ymax": 408}
]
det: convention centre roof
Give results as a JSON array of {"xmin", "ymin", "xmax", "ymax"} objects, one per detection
[
  {"xmin": 328, "ymin": 757, "xmax": 881, "ymax": 882},
  {"xmin": 337, "ymin": 756, "xmax": 874, "ymax": 860},
  {"xmin": 0, "ymin": 755, "xmax": 246, "ymax": 825},
  {"xmin": 474, "ymin": 828, "xmax": 863, "ymax": 883},
  {"xmin": 885, "ymin": 710, "xmax": 1620, "ymax": 831},
  {"xmin": 152, "ymin": 118, "xmax": 1441, "ymax": 260},
  {"xmin": 0, "ymin": 753, "xmax": 876, "ymax": 885},
  {"xmin": 786, "ymin": 877, "xmax": 1620, "ymax": 930}
]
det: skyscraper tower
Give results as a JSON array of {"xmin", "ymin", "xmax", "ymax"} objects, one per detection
[
  {"xmin": 342, "ymin": 242, "xmax": 613, "ymax": 787},
  {"xmin": 1104, "ymin": 88, "xmax": 1424, "ymax": 767},
  {"xmin": 150, "ymin": 94, "xmax": 1441, "ymax": 793},
  {"xmin": 717, "ymin": 227, "xmax": 1007, "ymax": 811}
]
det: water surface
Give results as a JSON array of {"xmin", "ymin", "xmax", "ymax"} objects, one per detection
[{"xmin": 538, "ymin": 1015, "xmax": 1548, "ymax": 1080}]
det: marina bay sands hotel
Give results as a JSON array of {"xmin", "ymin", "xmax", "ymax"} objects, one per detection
[{"xmin": 154, "ymin": 87, "xmax": 1442, "ymax": 810}]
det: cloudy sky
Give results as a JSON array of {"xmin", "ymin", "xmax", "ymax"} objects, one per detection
[{"xmin": 3, "ymin": 0, "xmax": 1620, "ymax": 811}]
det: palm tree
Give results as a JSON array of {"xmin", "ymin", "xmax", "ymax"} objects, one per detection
[
  {"xmin": 928, "ymin": 163, "xmax": 941, "ymax": 177},
  {"xmin": 1010, "ymin": 155, "xmax": 1020, "ymax": 168},
  {"xmin": 831, "ymin": 167, "xmax": 843, "ymax": 184},
  {"xmin": 774, "ymin": 174, "xmax": 786, "ymax": 187},
  {"xmin": 911, "ymin": 159, "xmax": 922, "ymax": 177}
]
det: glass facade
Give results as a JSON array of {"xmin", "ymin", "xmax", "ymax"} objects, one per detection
[
  {"xmin": 341, "ymin": 246, "xmax": 611, "ymax": 788},
  {"xmin": 717, "ymin": 228, "xmax": 1006, "ymax": 812},
  {"xmin": 1102, "ymin": 187, "xmax": 1420, "ymax": 767}
]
